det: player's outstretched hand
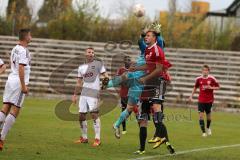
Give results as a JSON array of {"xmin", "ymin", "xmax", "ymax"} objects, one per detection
[
  {"xmin": 101, "ymin": 77, "xmax": 110, "ymax": 90},
  {"xmin": 129, "ymin": 67, "xmax": 136, "ymax": 72}
]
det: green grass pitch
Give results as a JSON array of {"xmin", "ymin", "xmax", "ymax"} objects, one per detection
[{"xmin": 0, "ymin": 98, "xmax": 240, "ymax": 160}]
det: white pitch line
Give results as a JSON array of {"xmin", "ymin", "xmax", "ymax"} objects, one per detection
[{"xmin": 128, "ymin": 144, "xmax": 240, "ymax": 160}]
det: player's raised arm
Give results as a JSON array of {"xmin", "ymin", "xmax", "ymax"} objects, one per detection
[
  {"xmin": 138, "ymin": 37, "xmax": 147, "ymax": 54},
  {"xmin": 157, "ymin": 35, "xmax": 165, "ymax": 50}
]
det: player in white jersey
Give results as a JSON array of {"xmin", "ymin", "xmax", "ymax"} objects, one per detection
[
  {"xmin": 72, "ymin": 47, "xmax": 108, "ymax": 147},
  {"xmin": 0, "ymin": 29, "xmax": 32, "ymax": 151},
  {"xmin": 0, "ymin": 59, "xmax": 7, "ymax": 74}
]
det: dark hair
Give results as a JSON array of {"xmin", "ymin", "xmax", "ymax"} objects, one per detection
[
  {"xmin": 146, "ymin": 30, "xmax": 158, "ymax": 37},
  {"xmin": 203, "ymin": 65, "xmax": 210, "ymax": 71},
  {"xmin": 19, "ymin": 29, "xmax": 31, "ymax": 41},
  {"xmin": 124, "ymin": 55, "xmax": 130, "ymax": 59}
]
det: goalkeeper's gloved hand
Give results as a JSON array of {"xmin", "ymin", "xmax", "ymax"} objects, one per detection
[{"xmin": 101, "ymin": 77, "xmax": 110, "ymax": 90}]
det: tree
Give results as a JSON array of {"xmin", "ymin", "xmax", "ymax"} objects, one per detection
[
  {"xmin": 38, "ymin": 0, "xmax": 72, "ymax": 22},
  {"xmin": 7, "ymin": 0, "xmax": 31, "ymax": 35},
  {"xmin": 167, "ymin": 0, "xmax": 177, "ymax": 47}
]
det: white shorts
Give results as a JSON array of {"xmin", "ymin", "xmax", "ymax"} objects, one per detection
[
  {"xmin": 3, "ymin": 80, "xmax": 26, "ymax": 108},
  {"xmin": 79, "ymin": 96, "xmax": 99, "ymax": 113}
]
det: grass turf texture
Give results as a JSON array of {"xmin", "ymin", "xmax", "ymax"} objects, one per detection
[{"xmin": 0, "ymin": 98, "xmax": 240, "ymax": 160}]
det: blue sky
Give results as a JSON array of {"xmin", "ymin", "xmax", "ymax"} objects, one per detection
[{"xmin": 0, "ymin": 0, "xmax": 235, "ymax": 20}]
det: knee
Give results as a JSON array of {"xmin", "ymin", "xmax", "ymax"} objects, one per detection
[
  {"xmin": 79, "ymin": 114, "xmax": 86, "ymax": 121},
  {"xmin": 139, "ymin": 120, "xmax": 148, "ymax": 127},
  {"xmin": 153, "ymin": 112, "xmax": 164, "ymax": 123},
  {"xmin": 207, "ymin": 114, "xmax": 211, "ymax": 120},
  {"xmin": 199, "ymin": 113, "xmax": 204, "ymax": 120},
  {"xmin": 91, "ymin": 113, "xmax": 98, "ymax": 120},
  {"xmin": 10, "ymin": 106, "xmax": 20, "ymax": 118},
  {"xmin": 152, "ymin": 104, "xmax": 162, "ymax": 112}
]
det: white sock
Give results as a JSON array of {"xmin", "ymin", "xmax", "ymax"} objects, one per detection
[
  {"xmin": 0, "ymin": 112, "xmax": 6, "ymax": 129},
  {"xmin": 80, "ymin": 121, "xmax": 88, "ymax": 139},
  {"xmin": 93, "ymin": 118, "xmax": 101, "ymax": 140},
  {"xmin": 1, "ymin": 114, "xmax": 16, "ymax": 141}
]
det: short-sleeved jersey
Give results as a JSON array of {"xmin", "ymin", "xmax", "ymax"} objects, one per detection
[
  {"xmin": 116, "ymin": 67, "xmax": 129, "ymax": 98},
  {"xmin": 78, "ymin": 60, "xmax": 106, "ymax": 92},
  {"xmin": 195, "ymin": 75, "xmax": 220, "ymax": 103},
  {"xmin": 0, "ymin": 58, "xmax": 4, "ymax": 67},
  {"xmin": 145, "ymin": 42, "xmax": 165, "ymax": 76},
  {"xmin": 8, "ymin": 45, "xmax": 31, "ymax": 85}
]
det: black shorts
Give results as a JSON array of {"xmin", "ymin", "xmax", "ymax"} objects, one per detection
[
  {"xmin": 121, "ymin": 97, "xmax": 128, "ymax": 109},
  {"xmin": 136, "ymin": 100, "xmax": 152, "ymax": 121},
  {"xmin": 198, "ymin": 102, "xmax": 213, "ymax": 114},
  {"xmin": 145, "ymin": 77, "xmax": 167, "ymax": 104}
]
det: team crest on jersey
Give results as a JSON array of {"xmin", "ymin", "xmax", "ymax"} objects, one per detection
[
  {"xmin": 207, "ymin": 81, "xmax": 211, "ymax": 85},
  {"xmin": 146, "ymin": 52, "xmax": 153, "ymax": 60}
]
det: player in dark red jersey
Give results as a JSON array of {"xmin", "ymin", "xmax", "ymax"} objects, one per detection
[
  {"xmin": 131, "ymin": 30, "xmax": 175, "ymax": 154},
  {"xmin": 116, "ymin": 56, "xmax": 131, "ymax": 134},
  {"xmin": 189, "ymin": 65, "xmax": 220, "ymax": 137}
]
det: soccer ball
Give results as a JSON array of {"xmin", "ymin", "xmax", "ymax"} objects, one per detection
[{"xmin": 133, "ymin": 4, "xmax": 145, "ymax": 17}]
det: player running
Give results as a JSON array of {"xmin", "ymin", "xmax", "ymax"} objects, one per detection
[
  {"xmin": 0, "ymin": 29, "xmax": 32, "ymax": 151},
  {"xmin": 0, "ymin": 59, "xmax": 7, "ymax": 75},
  {"xmin": 189, "ymin": 65, "xmax": 220, "ymax": 137},
  {"xmin": 72, "ymin": 47, "xmax": 109, "ymax": 147}
]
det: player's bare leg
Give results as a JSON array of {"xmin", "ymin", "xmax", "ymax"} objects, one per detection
[
  {"xmin": 206, "ymin": 113, "xmax": 212, "ymax": 135},
  {"xmin": 199, "ymin": 112, "xmax": 207, "ymax": 137},
  {"xmin": 0, "ymin": 104, "xmax": 11, "ymax": 131},
  {"xmin": 75, "ymin": 113, "xmax": 88, "ymax": 144},
  {"xmin": 0, "ymin": 106, "xmax": 20, "ymax": 151},
  {"xmin": 91, "ymin": 112, "xmax": 101, "ymax": 147}
]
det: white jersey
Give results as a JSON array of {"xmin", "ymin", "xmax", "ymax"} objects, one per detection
[
  {"xmin": 78, "ymin": 60, "xmax": 106, "ymax": 98},
  {"xmin": 0, "ymin": 58, "xmax": 4, "ymax": 66},
  {"xmin": 8, "ymin": 45, "xmax": 31, "ymax": 85}
]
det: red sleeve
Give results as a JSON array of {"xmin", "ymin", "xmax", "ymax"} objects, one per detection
[
  {"xmin": 154, "ymin": 46, "xmax": 165, "ymax": 65},
  {"xmin": 116, "ymin": 67, "xmax": 124, "ymax": 76},
  {"xmin": 212, "ymin": 78, "xmax": 220, "ymax": 87},
  {"xmin": 195, "ymin": 78, "xmax": 200, "ymax": 88}
]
